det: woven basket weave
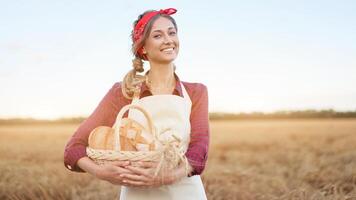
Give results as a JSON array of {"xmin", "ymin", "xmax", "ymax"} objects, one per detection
[{"xmin": 86, "ymin": 102, "xmax": 164, "ymax": 165}]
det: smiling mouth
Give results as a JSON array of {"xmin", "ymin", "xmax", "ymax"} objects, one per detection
[{"xmin": 161, "ymin": 47, "xmax": 175, "ymax": 52}]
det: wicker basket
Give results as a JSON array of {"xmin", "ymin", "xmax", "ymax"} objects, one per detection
[{"xmin": 86, "ymin": 102, "xmax": 185, "ymax": 175}]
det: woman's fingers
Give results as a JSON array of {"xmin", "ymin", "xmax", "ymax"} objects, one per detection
[
  {"xmin": 120, "ymin": 173, "xmax": 150, "ymax": 182},
  {"xmin": 116, "ymin": 166, "xmax": 134, "ymax": 174},
  {"xmin": 122, "ymin": 179, "xmax": 149, "ymax": 187},
  {"xmin": 136, "ymin": 161, "xmax": 158, "ymax": 168},
  {"xmin": 125, "ymin": 166, "xmax": 153, "ymax": 178},
  {"xmin": 103, "ymin": 162, "xmax": 132, "ymax": 174}
]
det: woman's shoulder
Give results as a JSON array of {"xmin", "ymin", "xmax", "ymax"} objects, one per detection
[
  {"xmin": 108, "ymin": 81, "xmax": 131, "ymax": 103},
  {"xmin": 110, "ymin": 81, "xmax": 123, "ymax": 95},
  {"xmin": 181, "ymin": 81, "xmax": 207, "ymax": 91},
  {"xmin": 181, "ymin": 81, "xmax": 208, "ymax": 102}
]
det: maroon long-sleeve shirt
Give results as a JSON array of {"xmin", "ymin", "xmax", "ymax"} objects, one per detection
[{"xmin": 63, "ymin": 73, "xmax": 210, "ymax": 176}]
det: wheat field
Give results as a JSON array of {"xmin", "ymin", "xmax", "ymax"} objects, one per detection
[{"xmin": 1, "ymin": 119, "xmax": 356, "ymax": 200}]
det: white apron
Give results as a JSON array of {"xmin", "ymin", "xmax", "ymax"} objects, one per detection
[{"xmin": 119, "ymin": 82, "xmax": 207, "ymax": 200}]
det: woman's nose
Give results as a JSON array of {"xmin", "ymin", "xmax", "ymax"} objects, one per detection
[{"xmin": 163, "ymin": 34, "xmax": 173, "ymax": 44}]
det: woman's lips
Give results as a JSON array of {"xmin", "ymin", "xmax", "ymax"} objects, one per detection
[{"xmin": 161, "ymin": 47, "xmax": 175, "ymax": 52}]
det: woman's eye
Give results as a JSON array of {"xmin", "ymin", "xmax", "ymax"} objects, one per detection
[
  {"xmin": 170, "ymin": 32, "xmax": 176, "ymax": 35},
  {"xmin": 153, "ymin": 35, "xmax": 161, "ymax": 38}
]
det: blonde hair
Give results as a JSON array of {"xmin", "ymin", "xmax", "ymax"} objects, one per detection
[{"xmin": 121, "ymin": 10, "xmax": 178, "ymax": 100}]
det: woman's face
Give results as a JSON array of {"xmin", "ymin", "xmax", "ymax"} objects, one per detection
[{"xmin": 143, "ymin": 17, "xmax": 179, "ymax": 63}]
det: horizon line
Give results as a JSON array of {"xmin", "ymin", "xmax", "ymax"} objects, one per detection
[{"xmin": 1, "ymin": 108, "xmax": 355, "ymax": 121}]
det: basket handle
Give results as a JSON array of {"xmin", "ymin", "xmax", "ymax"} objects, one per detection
[{"xmin": 112, "ymin": 104, "xmax": 156, "ymax": 151}]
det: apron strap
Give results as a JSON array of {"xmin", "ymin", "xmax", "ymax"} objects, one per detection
[{"xmin": 180, "ymin": 82, "xmax": 192, "ymax": 107}]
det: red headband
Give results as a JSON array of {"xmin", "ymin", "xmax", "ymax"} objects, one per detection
[{"xmin": 133, "ymin": 8, "xmax": 177, "ymax": 60}]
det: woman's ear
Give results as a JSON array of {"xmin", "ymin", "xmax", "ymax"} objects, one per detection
[{"xmin": 142, "ymin": 47, "xmax": 147, "ymax": 54}]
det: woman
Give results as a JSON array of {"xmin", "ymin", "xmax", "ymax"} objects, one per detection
[{"xmin": 64, "ymin": 8, "xmax": 209, "ymax": 199}]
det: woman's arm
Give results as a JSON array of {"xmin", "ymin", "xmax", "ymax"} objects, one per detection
[
  {"xmin": 185, "ymin": 83, "xmax": 210, "ymax": 176},
  {"xmin": 63, "ymin": 82, "xmax": 129, "ymax": 172},
  {"xmin": 77, "ymin": 157, "xmax": 99, "ymax": 175}
]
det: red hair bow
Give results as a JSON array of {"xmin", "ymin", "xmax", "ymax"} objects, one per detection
[{"xmin": 133, "ymin": 8, "xmax": 177, "ymax": 60}]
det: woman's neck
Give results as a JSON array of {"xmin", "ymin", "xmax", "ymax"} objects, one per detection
[
  {"xmin": 147, "ymin": 62, "xmax": 175, "ymax": 87},
  {"xmin": 146, "ymin": 62, "xmax": 176, "ymax": 95}
]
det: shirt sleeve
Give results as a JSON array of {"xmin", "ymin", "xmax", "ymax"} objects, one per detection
[
  {"xmin": 63, "ymin": 82, "xmax": 124, "ymax": 172},
  {"xmin": 185, "ymin": 83, "xmax": 210, "ymax": 176}
]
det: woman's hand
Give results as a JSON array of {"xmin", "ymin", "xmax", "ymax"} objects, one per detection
[
  {"xmin": 95, "ymin": 161, "xmax": 134, "ymax": 185},
  {"xmin": 120, "ymin": 161, "xmax": 191, "ymax": 188},
  {"xmin": 77, "ymin": 157, "xmax": 133, "ymax": 185}
]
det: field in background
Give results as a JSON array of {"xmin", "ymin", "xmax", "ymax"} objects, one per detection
[{"xmin": 1, "ymin": 119, "xmax": 356, "ymax": 200}]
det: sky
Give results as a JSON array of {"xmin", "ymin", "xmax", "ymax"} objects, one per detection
[{"xmin": 0, "ymin": 0, "xmax": 356, "ymax": 119}]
